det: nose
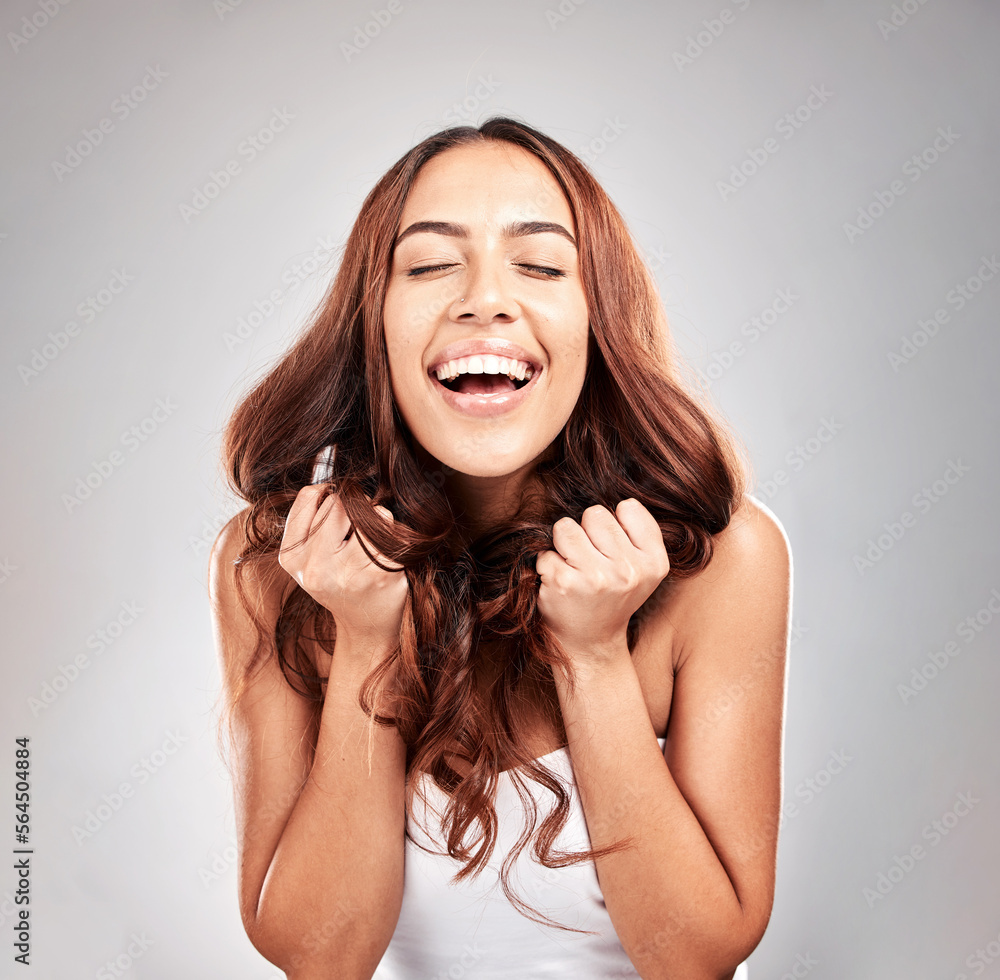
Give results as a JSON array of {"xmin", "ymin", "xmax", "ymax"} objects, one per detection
[{"xmin": 449, "ymin": 257, "xmax": 522, "ymax": 325}]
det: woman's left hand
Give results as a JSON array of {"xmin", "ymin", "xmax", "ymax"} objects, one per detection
[{"xmin": 535, "ymin": 499, "xmax": 670, "ymax": 664}]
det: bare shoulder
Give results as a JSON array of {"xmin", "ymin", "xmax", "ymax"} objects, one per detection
[
  {"xmin": 660, "ymin": 494, "xmax": 792, "ymax": 671},
  {"xmin": 703, "ymin": 493, "xmax": 792, "ymax": 589},
  {"xmin": 208, "ymin": 506, "xmax": 251, "ymax": 585}
]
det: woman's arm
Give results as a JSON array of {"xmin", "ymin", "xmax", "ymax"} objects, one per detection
[
  {"xmin": 547, "ymin": 494, "xmax": 791, "ymax": 980},
  {"xmin": 209, "ymin": 511, "xmax": 407, "ymax": 980}
]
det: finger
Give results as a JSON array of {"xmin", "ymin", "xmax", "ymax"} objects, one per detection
[
  {"xmin": 614, "ymin": 498, "xmax": 665, "ymax": 556},
  {"xmin": 579, "ymin": 504, "xmax": 634, "ymax": 560},
  {"xmin": 282, "ymin": 487, "xmax": 349, "ymax": 561},
  {"xmin": 551, "ymin": 516, "xmax": 605, "ymax": 570},
  {"xmin": 615, "ymin": 497, "xmax": 663, "ymax": 551},
  {"xmin": 281, "ymin": 484, "xmax": 327, "ymax": 558},
  {"xmin": 535, "ymin": 548, "xmax": 569, "ymax": 581},
  {"xmin": 352, "ymin": 504, "xmax": 404, "ymax": 572},
  {"xmin": 310, "ymin": 491, "xmax": 353, "ymax": 550}
]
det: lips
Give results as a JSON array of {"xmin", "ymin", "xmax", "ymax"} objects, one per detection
[
  {"xmin": 428, "ymin": 352, "xmax": 544, "ymax": 418},
  {"xmin": 432, "ymin": 367, "xmax": 541, "ymax": 417},
  {"xmin": 427, "ymin": 338, "xmax": 541, "ymax": 375},
  {"xmin": 425, "ymin": 337, "xmax": 544, "ymax": 418}
]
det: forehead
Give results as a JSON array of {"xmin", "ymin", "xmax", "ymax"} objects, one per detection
[{"xmin": 398, "ymin": 142, "xmax": 575, "ymax": 230}]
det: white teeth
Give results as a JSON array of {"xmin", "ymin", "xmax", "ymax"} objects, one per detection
[{"xmin": 433, "ymin": 354, "xmax": 535, "ymax": 382}]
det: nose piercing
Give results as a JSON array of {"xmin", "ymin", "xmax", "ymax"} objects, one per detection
[{"xmin": 460, "ymin": 298, "xmax": 465, "ymax": 302}]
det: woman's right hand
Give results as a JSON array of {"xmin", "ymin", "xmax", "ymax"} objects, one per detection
[{"xmin": 278, "ymin": 486, "xmax": 410, "ymax": 663}]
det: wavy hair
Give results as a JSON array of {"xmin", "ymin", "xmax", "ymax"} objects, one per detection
[{"xmin": 219, "ymin": 116, "xmax": 751, "ymax": 933}]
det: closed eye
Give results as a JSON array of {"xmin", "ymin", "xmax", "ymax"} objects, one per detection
[
  {"xmin": 404, "ymin": 263, "xmax": 567, "ymax": 278},
  {"xmin": 406, "ymin": 263, "xmax": 457, "ymax": 277},
  {"xmin": 518, "ymin": 264, "xmax": 566, "ymax": 278}
]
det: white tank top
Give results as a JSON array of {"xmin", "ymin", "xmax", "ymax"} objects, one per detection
[{"xmin": 373, "ymin": 736, "xmax": 750, "ymax": 979}]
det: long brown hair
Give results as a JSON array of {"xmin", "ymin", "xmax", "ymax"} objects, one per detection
[{"xmin": 219, "ymin": 116, "xmax": 750, "ymax": 932}]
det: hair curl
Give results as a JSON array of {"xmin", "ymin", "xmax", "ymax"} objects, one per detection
[{"xmin": 219, "ymin": 116, "xmax": 751, "ymax": 933}]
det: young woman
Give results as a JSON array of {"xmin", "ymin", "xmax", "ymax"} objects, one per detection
[{"xmin": 209, "ymin": 117, "xmax": 791, "ymax": 979}]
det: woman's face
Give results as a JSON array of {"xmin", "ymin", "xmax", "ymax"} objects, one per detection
[{"xmin": 383, "ymin": 141, "xmax": 590, "ymax": 479}]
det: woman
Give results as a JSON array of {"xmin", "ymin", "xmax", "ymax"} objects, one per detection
[{"xmin": 209, "ymin": 117, "xmax": 790, "ymax": 979}]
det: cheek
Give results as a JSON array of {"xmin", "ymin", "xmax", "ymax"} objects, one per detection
[
  {"xmin": 382, "ymin": 348, "xmax": 419, "ymax": 432},
  {"xmin": 382, "ymin": 302, "xmax": 424, "ymax": 393},
  {"xmin": 549, "ymin": 317, "xmax": 590, "ymax": 396},
  {"xmin": 559, "ymin": 353, "xmax": 588, "ymax": 413}
]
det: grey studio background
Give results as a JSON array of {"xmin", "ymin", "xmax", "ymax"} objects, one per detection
[{"xmin": 1, "ymin": 0, "xmax": 998, "ymax": 977}]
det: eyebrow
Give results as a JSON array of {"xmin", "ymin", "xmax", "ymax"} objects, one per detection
[{"xmin": 393, "ymin": 219, "xmax": 577, "ymax": 248}]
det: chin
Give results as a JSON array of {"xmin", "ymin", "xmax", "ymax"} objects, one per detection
[
  {"xmin": 438, "ymin": 445, "xmax": 532, "ymax": 479},
  {"xmin": 416, "ymin": 429, "xmax": 541, "ymax": 479}
]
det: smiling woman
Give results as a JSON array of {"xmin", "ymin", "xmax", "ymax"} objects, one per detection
[{"xmin": 209, "ymin": 117, "xmax": 789, "ymax": 980}]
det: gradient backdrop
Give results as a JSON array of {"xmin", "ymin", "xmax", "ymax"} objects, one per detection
[{"xmin": 2, "ymin": 1, "xmax": 998, "ymax": 977}]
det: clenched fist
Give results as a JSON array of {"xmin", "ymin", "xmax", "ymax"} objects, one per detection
[
  {"xmin": 278, "ymin": 486, "xmax": 410, "ymax": 661},
  {"xmin": 535, "ymin": 499, "xmax": 670, "ymax": 663}
]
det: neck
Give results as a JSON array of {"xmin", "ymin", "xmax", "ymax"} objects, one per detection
[
  {"xmin": 446, "ymin": 465, "xmax": 537, "ymax": 536},
  {"xmin": 413, "ymin": 444, "xmax": 547, "ymax": 538}
]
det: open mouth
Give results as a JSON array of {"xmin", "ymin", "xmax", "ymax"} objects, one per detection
[
  {"xmin": 427, "ymin": 350, "xmax": 542, "ymax": 417},
  {"xmin": 436, "ymin": 372, "xmax": 533, "ymax": 396},
  {"xmin": 429, "ymin": 352, "xmax": 539, "ymax": 397}
]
